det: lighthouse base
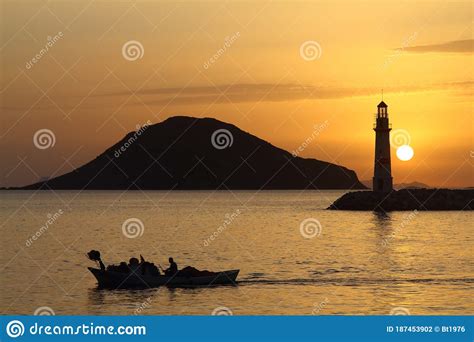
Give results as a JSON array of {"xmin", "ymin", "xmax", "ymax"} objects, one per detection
[
  {"xmin": 327, "ymin": 189, "xmax": 474, "ymax": 211},
  {"xmin": 372, "ymin": 176, "xmax": 393, "ymax": 193}
]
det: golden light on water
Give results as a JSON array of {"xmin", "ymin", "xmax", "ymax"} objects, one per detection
[{"xmin": 396, "ymin": 145, "xmax": 414, "ymax": 161}]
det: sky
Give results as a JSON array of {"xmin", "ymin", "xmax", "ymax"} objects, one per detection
[{"xmin": 0, "ymin": 0, "xmax": 472, "ymax": 188}]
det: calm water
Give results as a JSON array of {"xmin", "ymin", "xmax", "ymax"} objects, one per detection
[{"xmin": 0, "ymin": 190, "xmax": 472, "ymax": 315}]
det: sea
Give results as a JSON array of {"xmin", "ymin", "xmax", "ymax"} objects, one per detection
[{"xmin": 0, "ymin": 190, "xmax": 472, "ymax": 315}]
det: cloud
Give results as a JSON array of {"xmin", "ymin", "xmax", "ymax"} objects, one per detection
[
  {"xmin": 100, "ymin": 83, "xmax": 350, "ymax": 103},
  {"xmin": 96, "ymin": 81, "xmax": 474, "ymax": 106},
  {"xmin": 2, "ymin": 81, "xmax": 472, "ymax": 112},
  {"xmin": 402, "ymin": 39, "xmax": 473, "ymax": 53}
]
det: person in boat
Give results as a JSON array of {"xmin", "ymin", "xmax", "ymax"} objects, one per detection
[
  {"xmin": 87, "ymin": 250, "xmax": 105, "ymax": 271},
  {"xmin": 98, "ymin": 259, "xmax": 105, "ymax": 271},
  {"xmin": 164, "ymin": 257, "xmax": 178, "ymax": 276},
  {"xmin": 118, "ymin": 261, "xmax": 128, "ymax": 273},
  {"xmin": 139, "ymin": 255, "xmax": 160, "ymax": 276},
  {"xmin": 128, "ymin": 257, "xmax": 140, "ymax": 273}
]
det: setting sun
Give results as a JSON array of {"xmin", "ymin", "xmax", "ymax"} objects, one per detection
[{"xmin": 396, "ymin": 145, "xmax": 414, "ymax": 161}]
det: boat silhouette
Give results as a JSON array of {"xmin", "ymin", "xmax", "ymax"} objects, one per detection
[
  {"xmin": 88, "ymin": 267, "xmax": 240, "ymax": 288},
  {"xmin": 87, "ymin": 250, "xmax": 239, "ymax": 288}
]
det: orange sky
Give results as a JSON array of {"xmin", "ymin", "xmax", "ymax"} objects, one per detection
[{"xmin": 1, "ymin": 0, "xmax": 472, "ymax": 188}]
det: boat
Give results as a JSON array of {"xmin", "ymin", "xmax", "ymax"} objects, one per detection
[{"xmin": 88, "ymin": 267, "xmax": 240, "ymax": 288}]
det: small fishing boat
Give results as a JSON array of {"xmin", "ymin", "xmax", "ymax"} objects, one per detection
[
  {"xmin": 88, "ymin": 267, "xmax": 240, "ymax": 288},
  {"xmin": 86, "ymin": 249, "xmax": 239, "ymax": 288}
]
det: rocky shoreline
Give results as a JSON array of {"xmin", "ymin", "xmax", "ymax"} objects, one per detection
[{"xmin": 328, "ymin": 189, "xmax": 474, "ymax": 211}]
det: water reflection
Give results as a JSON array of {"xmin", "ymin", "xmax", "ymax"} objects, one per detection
[
  {"xmin": 372, "ymin": 211, "xmax": 392, "ymax": 227},
  {"xmin": 2, "ymin": 191, "xmax": 472, "ymax": 315},
  {"xmin": 369, "ymin": 211, "xmax": 396, "ymax": 273},
  {"xmin": 87, "ymin": 287, "xmax": 160, "ymax": 314},
  {"xmin": 371, "ymin": 211, "xmax": 394, "ymax": 247},
  {"xmin": 87, "ymin": 288, "xmax": 105, "ymax": 305}
]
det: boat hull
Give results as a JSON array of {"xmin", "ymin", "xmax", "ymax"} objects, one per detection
[{"xmin": 88, "ymin": 267, "xmax": 239, "ymax": 288}]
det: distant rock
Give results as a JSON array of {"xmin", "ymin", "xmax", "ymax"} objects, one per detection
[
  {"xmin": 17, "ymin": 116, "xmax": 366, "ymax": 190},
  {"xmin": 394, "ymin": 181, "xmax": 432, "ymax": 190},
  {"xmin": 328, "ymin": 189, "xmax": 473, "ymax": 211},
  {"xmin": 360, "ymin": 180, "xmax": 432, "ymax": 190}
]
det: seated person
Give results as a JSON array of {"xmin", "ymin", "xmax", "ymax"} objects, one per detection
[
  {"xmin": 139, "ymin": 254, "xmax": 160, "ymax": 276},
  {"xmin": 128, "ymin": 257, "xmax": 140, "ymax": 274},
  {"xmin": 118, "ymin": 262, "xmax": 128, "ymax": 273},
  {"xmin": 164, "ymin": 257, "xmax": 178, "ymax": 276}
]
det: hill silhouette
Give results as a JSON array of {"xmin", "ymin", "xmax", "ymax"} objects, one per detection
[{"xmin": 20, "ymin": 116, "xmax": 366, "ymax": 190}]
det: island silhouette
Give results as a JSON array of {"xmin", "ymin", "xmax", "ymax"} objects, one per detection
[{"xmin": 15, "ymin": 116, "xmax": 366, "ymax": 190}]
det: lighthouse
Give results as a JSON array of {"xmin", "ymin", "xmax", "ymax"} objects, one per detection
[{"xmin": 373, "ymin": 101, "xmax": 393, "ymax": 192}]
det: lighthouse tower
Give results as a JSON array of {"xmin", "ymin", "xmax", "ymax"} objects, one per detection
[{"xmin": 373, "ymin": 101, "xmax": 393, "ymax": 192}]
